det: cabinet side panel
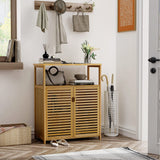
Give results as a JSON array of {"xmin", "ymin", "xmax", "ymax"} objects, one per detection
[{"xmin": 35, "ymin": 88, "xmax": 44, "ymax": 140}]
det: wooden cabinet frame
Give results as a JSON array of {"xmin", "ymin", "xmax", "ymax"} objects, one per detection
[{"xmin": 34, "ymin": 63, "xmax": 101, "ymax": 144}]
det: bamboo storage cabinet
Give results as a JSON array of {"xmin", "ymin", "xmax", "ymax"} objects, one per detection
[{"xmin": 34, "ymin": 63, "xmax": 101, "ymax": 143}]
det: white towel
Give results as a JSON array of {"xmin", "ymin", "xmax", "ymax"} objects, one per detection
[
  {"xmin": 56, "ymin": 13, "xmax": 68, "ymax": 53},
  {"xmin": 36, "ymin": 3, "xmax": 48, "ymax": 32}
]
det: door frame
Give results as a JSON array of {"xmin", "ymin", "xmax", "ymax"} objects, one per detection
[
  {"xmin": 137, "ymin": 0, "xmax": 143, "ymax": 141},
  {"xmin": 137, "ymin": 0, "xmax": 149, "ymax": 141}
]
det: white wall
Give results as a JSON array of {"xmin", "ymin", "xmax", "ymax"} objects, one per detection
[
  {"xmin": 116, "ymin": 32, "xmax": 138, "ymax": 139},
  {"xmin": 116, "ymin": 0, "xmax": 149, "ymax": 141},
  {"xmin": 0, "ymin": 0, "xmax": 144, "ymax": 140},
  {"xmin": 0, "ymin": 0, "xmax": 117, "ymax": 131},
  {"xmin": 116, "ymin": 0, "xmax": 139, "ymax": 139}
]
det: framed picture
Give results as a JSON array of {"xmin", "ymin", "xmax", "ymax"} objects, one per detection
[{"xmin": 118, "ymin": 0, "xmax": 136, "ymax": 32}]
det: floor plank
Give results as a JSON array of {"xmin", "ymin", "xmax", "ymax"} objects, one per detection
[{"xmin": 0, "ymin": 135, "xmax": 159, "ymax": 160}]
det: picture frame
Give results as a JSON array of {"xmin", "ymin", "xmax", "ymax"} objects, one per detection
[{"xmin": 118, "ymin": 0, "xmax": 136, "ymax": 32}]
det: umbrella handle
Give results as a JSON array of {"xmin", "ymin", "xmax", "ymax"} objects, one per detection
[
  {"xmin": 101, "ymin": 74, "xmax": 109, "ymax": 88},
  {"xmin": 111, "ymin": 74, "xmax": 114, "ymax": 84}
]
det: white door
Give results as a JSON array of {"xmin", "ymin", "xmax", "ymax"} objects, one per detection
[{"xmin": 148, "ymin": 0, "xmax": 160, "ymax": 155}]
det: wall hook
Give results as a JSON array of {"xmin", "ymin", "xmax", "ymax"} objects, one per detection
[
  {"xmin": 76, "ymin": 6, "xmax": 82, "ymax": 10},
  {"xmin": 50, "ymin": 3, "xmax": 54, "ymax": 9},
  {"xmin": 86, "ymin": 6, "xmax": 91, "ymax": 10},
  {"xmin": 67, "ymin": 5, "xmax": 72, "ymax": 9}
]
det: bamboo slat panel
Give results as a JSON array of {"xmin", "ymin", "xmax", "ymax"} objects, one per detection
[
  {"xmin": 46, "ymin": 87, "xmax": 73, "ymax": 139},
  {"xmin": 75, "ymin": 86, "xmax": 99, "ymax": 136}
]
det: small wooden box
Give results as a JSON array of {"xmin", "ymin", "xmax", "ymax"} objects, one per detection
[{"xmin": 0, "ymin": 123, "xmax": 31, "ymax": 146}]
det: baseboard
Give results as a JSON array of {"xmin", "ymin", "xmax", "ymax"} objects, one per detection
[
  {"xmin": 101, "ymin": 125, "xmax": 137, "ymax": 140},
  {"xmin": 119, "ymin": 126, "xmax": 137, "ymax": 140}
]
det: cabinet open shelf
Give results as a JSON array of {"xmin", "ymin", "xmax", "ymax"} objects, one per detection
[
  {"xmin": 34, "ymin": 63, "xmax": 101, "ymax": 67},
  {"xmin": 35, "ymin": 85, "xmax": 99, "ymax": 88},
  {"xmin": 0, "ymin": 62, "xmax": 23, "ymax": 70}
]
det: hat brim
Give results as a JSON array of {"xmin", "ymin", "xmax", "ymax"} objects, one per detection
[{"xmin": 54, "ymin": 0, "xmax": 66, "ymax": 14}]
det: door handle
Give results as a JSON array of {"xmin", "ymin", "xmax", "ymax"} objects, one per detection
[
  {"xmin": 72, "ymin": 97, "xmax": 75, "ymax": 102},
  {"xmin": 148, "ymin": 57, "xmax": 160, "ymax": 63}
]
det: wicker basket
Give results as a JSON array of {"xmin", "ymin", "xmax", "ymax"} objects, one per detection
[{"xmin": 0, "ymin": 123, "xmax": 31, "ymax": 146}]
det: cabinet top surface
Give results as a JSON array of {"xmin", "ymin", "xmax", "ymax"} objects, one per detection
[{"xmin": 34, "ymin": 63, "xmax": 102, "ymax": 67}]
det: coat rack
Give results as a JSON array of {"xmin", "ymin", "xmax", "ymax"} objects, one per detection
[{"xmin": 34, "ymin": 1, "xmax": 93, "ymax": 12}]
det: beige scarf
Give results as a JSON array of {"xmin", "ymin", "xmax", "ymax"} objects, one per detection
[{"xmin": 56, "ymin": 13, "xmax": 68, "ymax": 53}]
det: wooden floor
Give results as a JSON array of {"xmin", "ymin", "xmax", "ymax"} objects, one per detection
[{"xmin": 0, "ymin": 135, "xmax": 159, "ymax": 160}]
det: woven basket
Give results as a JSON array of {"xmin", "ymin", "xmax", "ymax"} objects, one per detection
[{"xmin": 0, "ymin": 123, "xmax": 31, "ymax": 146}]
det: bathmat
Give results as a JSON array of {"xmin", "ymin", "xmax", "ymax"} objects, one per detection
[{"xmin": 33, "ymin": 147, "xmax": 155, "ymax": 160}]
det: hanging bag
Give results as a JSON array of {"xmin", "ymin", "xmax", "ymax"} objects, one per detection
[
  {"xmin": 46, "ymin": 66, "xmax": 66, "ymax": 85},
  {"xmin": 72, "ymin": 11, "xmax": 89, "ymax": 32}
]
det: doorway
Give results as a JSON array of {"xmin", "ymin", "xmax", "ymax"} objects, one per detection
[{"xmin": 140, "ymin": 0, "xmax": 160, "ymax": 155}]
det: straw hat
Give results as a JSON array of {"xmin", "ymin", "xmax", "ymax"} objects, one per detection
[{"xmin": 54, "ymin": 0, "xmax": 66, "ymax": 14}]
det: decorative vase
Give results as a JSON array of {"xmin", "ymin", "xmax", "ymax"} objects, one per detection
[
  {"xmin": 43, "ymin": 51, "xmax": 49, "ymax": 59},
  {"xmin": 84, "ymin": 54, "xmax": 91, "ymax": 63}
]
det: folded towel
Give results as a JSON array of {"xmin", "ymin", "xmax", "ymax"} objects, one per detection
[
  {"xmin": 36, "ymin": 3, "xmax": 48, "ymax": 32},
  {"xmin": 56, "ymin": 13, "xmax": 67, "ymax": 53},
  {"xmin": 14, "ymin": 40, "xmax": 21, "ymax": 62}
]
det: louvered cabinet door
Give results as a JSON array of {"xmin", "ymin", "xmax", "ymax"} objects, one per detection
[
  {"xmin": 35, "ymin": 88, "xmax": 44, "ymax": 140},
  {"xmin": 74, "ymin": 86, "xmax": 100, "ymax": 138},
  {"xmin": 46, "ymin": 86, "xmax": 73, "ymax": 140}
]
